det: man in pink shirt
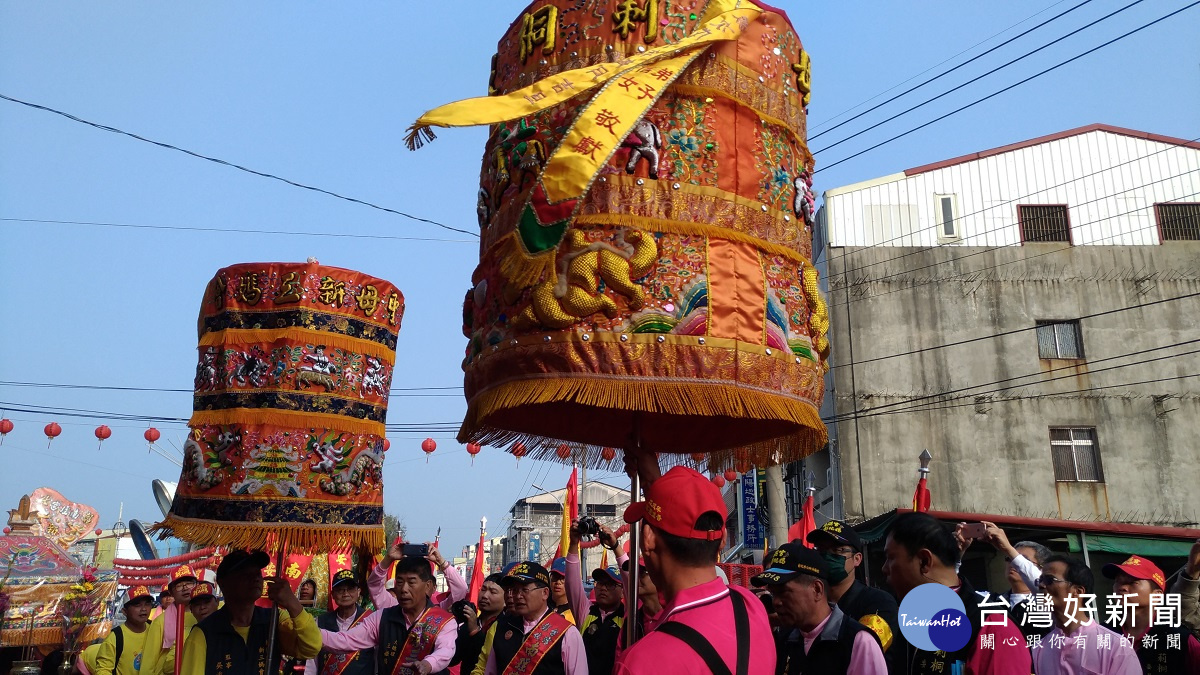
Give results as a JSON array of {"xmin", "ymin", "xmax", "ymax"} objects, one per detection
[
  {"xmin": 320, "ymin": 556, "xmax": 459, "ymax": 675},
  {"xmin": 754, "ymin": 542, "xmax": 886, "ymax": 674},
  {"xmin": 370, "ymin": 541, "xmax": 469, "ymax": 612},
  {"xmin": 613, "ymin": 463, "xmax": 776, "ymax": 675},
  {"xmin": 483, "ymin": 561, "xmax": 588, "ymax": 675}
]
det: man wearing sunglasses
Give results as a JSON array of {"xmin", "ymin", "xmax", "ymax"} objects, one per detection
[
  {"xmin": 485, "ymin": 561, "xmax": 587, "ymax": 675},
  {"xmin": 1031, "ymin": 555, "xmax": 1139, "ymax": 674}
]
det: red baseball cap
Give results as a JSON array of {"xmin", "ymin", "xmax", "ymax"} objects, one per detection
[
  {"xmin": 623, "ymin": 467, "xmax": 725, "ymax": 541},
  {"xmin": 1103, "ymin": 555, "xmax": 1167, "ymax": 591}
]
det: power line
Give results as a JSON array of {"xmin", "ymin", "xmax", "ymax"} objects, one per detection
[
  {"xmin": 809, "ymin": 0, "xmax": 1099, "ymax": 142},
  {"xmin": 830, "ymin": 193, "xmax": 1200, "ymax": 309},
  {"xmin": 813, "ymin": 1, "xmax": 1200, "ymax": 174},
  {"xmin": 824, "ymin": 340, "xmax": 1200, "ymax": 423},
  {"xmin": 0, "ymin": 217, "xmax": 474, "ymax": 244},
  {"xmin": 812, "ymin": 0, "xmax": 1144, "ymax": 152},
  {"xmin": 846, "ymin": 372, "xmax": 1200, "ymax": 423},
  {"xmin": 0, "ymin": 380, "xmax": 461, "ymax": 395},
  {"xmin": 831, "ymin": 289, "xmax": 1200, "ymax": 370},
  {"xmin": 822, "ymin": 139, "xmax": 1200, "ymax": 276},
  {"xmin": 807, "ymin": 0, "xmax": 1077, "ymax": 134},
  {"xmin": 0, "ymin": 93, "xmax": 479, "ymax": 238}
]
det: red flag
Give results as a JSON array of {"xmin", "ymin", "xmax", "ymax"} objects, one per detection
[
  {"xmin": 554, "ymin": 468, "xmax": 580, "ymax": 557},
  {"xmin": 467, "ymin": 530, "xmax": 487, "ymax": 603},
  {"xmin": 327, "ymin": 547, "xmax": 354, "ymax": 610},
  {"xmin": 912, "ymin": 476, "xmax": 931, "ymax": 512},
  {"xmin": 787, "ymin": 492, "xmax": 817, "ymax": 547}
]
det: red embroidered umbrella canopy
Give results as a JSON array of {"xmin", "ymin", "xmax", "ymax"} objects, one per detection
[
  {"xmin": 151, "ymin": 261, "xmax": 404, "ymax": 554},
  {"xmin": 409, "ymin": 0, "xmax": 827, "ymax": 470}
]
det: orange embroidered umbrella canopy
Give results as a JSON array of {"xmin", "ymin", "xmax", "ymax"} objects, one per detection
[{"xmin": 410, "ymin": 0, "xmax": 828, "ymax": 471}]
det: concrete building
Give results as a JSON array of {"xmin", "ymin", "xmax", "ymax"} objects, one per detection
[
  {"xmin": 811, "ymin": 124, "xmax": 1200, "ymax": 529},
  {"xmin": 501, "ymin": 481, "xmax": 629, "ymax": 571}
]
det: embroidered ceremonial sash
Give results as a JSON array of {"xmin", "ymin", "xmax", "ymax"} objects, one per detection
[
  {"xmin": 390, "ymin": 607, "xmax": 453, "ymax": 675},
  {"xmin": 501, "ymin": 611, "xmax": 572, "ymax": 675},
  {"xmin": 321, "ymin": 609, "xmax": 375, "ymax": 675}
]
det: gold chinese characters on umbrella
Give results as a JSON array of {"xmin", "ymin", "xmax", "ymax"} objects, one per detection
[
  {"xmin": 152, "ymin": 261, "xmax": 404, "ymax": 552},
  {"xmin": 409, "ymin": 0, "xmax": 827, "ymax": 468}
]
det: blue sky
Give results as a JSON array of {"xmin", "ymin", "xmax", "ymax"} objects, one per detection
[{"xmin": 1, "ymin": 1, "xmax": 1197, "ymax": 556}]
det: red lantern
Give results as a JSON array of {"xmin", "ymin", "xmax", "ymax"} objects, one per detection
[
  {"xmin": 421, "ymin": 438, "xmax": 436, "ymax": 463},
  {"xmin": 690, "ymin": 452, "xmax": 705, "ymax": 464},
  {"xmin": 711, "ymin": 475, "xmax": 726, "ymax": 488},
  {"xmin": 0, "ymin": 418, "xmax": 13, "ymax": 445},
  {"xmin": 95, "ymin": 528, "xmax": 103, "ymax": 536},
  {"xmin": 512, "ymin": 442, "xmax": 527, "ymax": 465},
  {"xmin": 2, "ymin": 527, "xmax": 10, "ymax": 535},
  {"xmin": 555, "ymin": 444, "xmax": 571, "ymax": 460},
  {"xmin": 723, "ymin": 469, "xmax": 738, "ymax": 482},
  {"xmin": 735, "ymin": 462, "xmax": 750, "ymax": 475},
  {"xmin": 466, "ymin": 442, "xmax": 482, "ymax": 466},
  {"xmin": 95, "ymin": 425, "xmax": 112, "ymax": 450},
  {"xmin": 44, "ymin": 422, "xmax": 62, "ymax": 448},
  {"xmin": 601, "ymin": 447, "xmax": 616, "ymax": 462},
  {"xmin": 144, "ymin": 427, "xmax": 161, "ymax": 452}
]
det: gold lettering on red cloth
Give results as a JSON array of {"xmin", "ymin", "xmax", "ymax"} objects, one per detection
[
  {"xmin": 518, "ymin": 6, "xmax": 558, "ymax": 63},
  {"xmin": 275, "ymin": 271, "xmax": 303, "ymax": 304},
  {"xmin": 613, "ymin": 0, "xmax": 659, "ymax": 43}
]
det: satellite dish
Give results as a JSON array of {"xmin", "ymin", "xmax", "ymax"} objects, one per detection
[
  {"xmin": 152, "ymin": 480, "xmax": 177, "ymax": 517},
  {"xmin": 128, "ymin": 519, "xmax": 158, "ymax": 560}
]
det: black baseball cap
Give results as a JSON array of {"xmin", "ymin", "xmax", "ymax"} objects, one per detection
[
  {"xmin": 331, "ymin": 569, "xmax": 360, "ymax": 589},
  {"xmin": 216, "ymin": 550, "xmax": 271, "ymax": 579},
  {"xmin": 752, "ymin": 543, "xmax": 828, "ymax": 585},
  {"xmin": 805, "ymin": 520, "xmax": 863, "ymax": 552},
  {"xmin": 500, "ymin": 561, "xmax": 551, "ymax": 588}
]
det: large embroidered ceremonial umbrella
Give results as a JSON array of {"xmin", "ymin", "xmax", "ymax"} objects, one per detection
[
  {"xmin": 409, "ymin": 0, "xmax": 827, "ymax": 470},
  {"xmin": 151, "ymin": 261, "xmax": 404, "ymax": 554}
]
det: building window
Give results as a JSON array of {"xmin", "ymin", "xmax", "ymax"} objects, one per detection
[
  {"xmin": 1019, "ymin": 205, "xmax": 1071, "ymax": 243},
  {"xmin": 1156, "ymin": 203, "xmax": 1200, "ymax": 241},
  {"xmin": 1036, "ymin": 320, "xmax": 1083, "ymax": 359},
  {"xmin": 934, "ymin": 194, "xmax": 961, "ymax": 242},
  {"xmin": 1050, "ymin": 427, "xmax": 1103, "ymax": 482}
]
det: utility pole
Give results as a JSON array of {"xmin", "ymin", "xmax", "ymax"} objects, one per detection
[{"xmin": 765, "ymin": 465, "xmax": 788, "ymax": 553}]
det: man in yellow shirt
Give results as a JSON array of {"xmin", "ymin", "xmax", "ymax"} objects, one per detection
[
  {"xmin": 181, "ymin": 549, "xmax": 321, "ymax": 675},
  {"xmin": 95, "ymin": 585, "xmax": 155, "ymax": 675},
  {"xmin": 140, "ymin": 565, "xmax": 199, "ymax": 675}
]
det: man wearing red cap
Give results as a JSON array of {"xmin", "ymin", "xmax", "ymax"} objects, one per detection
[
  {"xmin": 94, "ymin": 586, "xmax": 156, "ymax": 675},
  {"xmin": 188, "ymin": 582, "xmax": 220, "ymax": 624},
  {"xmin": 1104, "ymin": 554, "xmax": 1200, "ymax": 674},
  {"xmin": 614, "ymin": 463, "xmax": 776, "ymax": 675},
  {"xmin": 141, "ymin": 564, "xmax": 199, "ymax": 675}
]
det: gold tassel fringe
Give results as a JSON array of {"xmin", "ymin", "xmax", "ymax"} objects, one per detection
[
  {"xmin": 458, "ymin": 377, "xmax": 827, "ymax": 468},
  {"xmin": 495, "ymin": 233, "xmax": 557, "ymax": 288},
  {"xmin": 404, "ymin": 124, "xmax": 438, "ymax": 151},
  {"xmin": 199, "ymin": 327, "xmax": 397, "ymax": 364},
  {"xmin": 150, "ymin": 516, "xmax": 383, "ymax": 555},
  {"xmin": 189, "ymin": 408, "xmax": 386, "ymax": 437}
]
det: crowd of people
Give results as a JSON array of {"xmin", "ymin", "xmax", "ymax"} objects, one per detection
[{"xmin": 66, "ymin": 459, "xmax": 1200, "ymax": 675}]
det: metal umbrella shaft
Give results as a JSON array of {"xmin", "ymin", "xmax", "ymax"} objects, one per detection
[
  {"xmin": 623, "ymin": 471, "xmax": 641, "ymax": 650},
  {"xmin": 264, "ymin": 546, "xmax": 286, "ymax": 669}
]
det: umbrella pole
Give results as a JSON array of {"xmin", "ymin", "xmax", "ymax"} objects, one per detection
[
  {"xmin": 623, "ymin": 416, "xmax": 642, "ymax": 649},
  {"xmin": 265, "ymin": 545, "xmax": 285, "ymax": 670}
]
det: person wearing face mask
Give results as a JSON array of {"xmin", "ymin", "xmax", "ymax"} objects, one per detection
[{"xmin": 806, "ymin": 521, "xmax": 903, "ymax": 675}]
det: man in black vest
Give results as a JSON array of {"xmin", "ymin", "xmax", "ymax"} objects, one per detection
[
  {"xmin": 1104, "ymin": 554, "xmax": 1200, "ymax": 674},
  {"xmin": 754, "ymin": 543, "xmax": 886, "ymax": 674},
  {"xmin": 484, "ymin": 562, "xmax": 587, "ymax": 675},
  {"xmin": 320, "ymin": 556, "xmax": 459, "ymax": 675},
  {"xmin": 307, "ymin": 570, "xmax": 374, "ymax": 675},
  {"xmin": 807, "ymin": 520, "xmax": 903, "ymax": 673},
  {"xmin": 453, "ymin": 572, "xmax": 504, "ymax": 675},
  {"xmin": 181, "ymin": 549, "xmax": 322, "ymax": 675}
]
